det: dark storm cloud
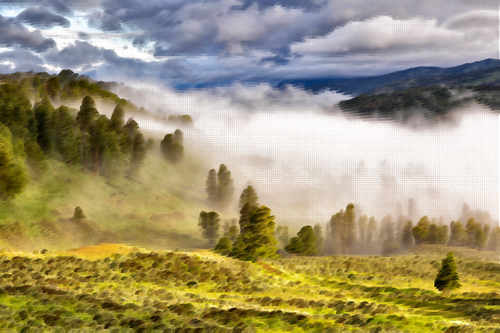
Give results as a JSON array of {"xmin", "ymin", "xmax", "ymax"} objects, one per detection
[
  {"xmin": 77, "ymin": 32, "xmax": 90, "ymax": 40},
  {"xmin": 0, "ymin": 0, "xmax": 103, "ymax": 13},
  {"xmin": 83, "ymin": 0, "xmax": 498, "ymax": 59},
  {"xmin": 16, "ymin": 7, "xmax": 71, "ymax": 29},
  {"xmin": 0, "ymin": 49, "xmax": 44, "ymax": 64},
  {"xmin": 44, "ymin": 40, "xmax": 104, "ymax": 68},
  {"xmin": 0, "ymin": 16, "xmax": 56, "ymax": 52}
]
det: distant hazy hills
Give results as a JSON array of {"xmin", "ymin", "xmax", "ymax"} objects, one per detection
[{"xmin": 276, "ymin": 58, "xmax": 500, "ymax": 96}]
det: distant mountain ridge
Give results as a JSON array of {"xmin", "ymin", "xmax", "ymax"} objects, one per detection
[{"xmin": 276, "ymin": 58, "xmax": 500, "ymax": 96}]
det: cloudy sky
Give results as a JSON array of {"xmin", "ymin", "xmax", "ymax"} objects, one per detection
[{"xmin": 0, "ymin": 0, "xmax": 498, "ymax": 87}]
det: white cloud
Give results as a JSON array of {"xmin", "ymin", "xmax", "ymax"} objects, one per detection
[{"xmin": 291, "ymin": 15, "xmax": 493, "ymax": 55}]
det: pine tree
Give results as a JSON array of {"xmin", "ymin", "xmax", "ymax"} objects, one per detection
[
  {"xmin": 434, "ymin": 251, "xmax": 461, "ymax": 296},
  {"xmin": 76, "ymin": 96, "xmax": 99, "ymax": 132},
  {"xmin": 465, "ymin": 217, "xmax": 479, "ymax": 247},
  {"xmin": 238, "ymin": 185, "xmax": 259, "ymax": 209},
  {"xmin": 285, "ymin": 237, "xmax": 303, "ymax": 255},
  {"xmin": 109, "ymin": 104, "xmax": 125, "ymax": 133},
  {"xmin": 401, "ymin": 220, "xmax": 414, "ymax": 250},
  {"xmin": 412, "ymin": 216, "xmax": 430, "ymax": 245},
  {"xmin": 437, "ymin": 225, "xmax": 449, "ymax": 246},
  {"xmin": 358, "ymin": 214, "xmax": 368, "ymax": 245},
  {"xmin": 428, "ymin": 223, "xmax": 439, "ymax": 244},
  {"xmin": 230, "ymin": 205, "xmax": 279, "ymax": 262},
  {"xmin": 297, "ymin": 225, "xmax": 317, "ymax": 256},
  {"xmin": 344, "ymin": 203, "xmax": 356, "ymax": 254},
  {"xmin": 0, "ymin": 125, "xmax": 29, "ymax": 200},
  {"xmin": 448, "ymin": 221, "xmax": 466, "ymax": 247},
  {"xmin": 217, "ymin": 164, "xmax": 234, "ymax": 211},
  {"xmin": 130, "ymin": 132, "xmax": 146, "ymax": 176},
  {"xmin": 205, "ymin": 169, "xmax": 218, "ymax": 208},
  {"xmin": 313, "ymin": 223, "xmax": 324, "ymax": 256},
  {"xmin": 173, "ymin": 129, "xmax": 183, "ymax": 144},
  {"xmin": 198, "ymin": 211, "xmax": 221, "ymax": 246},
  {"xmin": 33, "ymin": 97, "xmax": 55, "ymax": 154},
  {"xmin": 214, "ymin": 237, "xmax": 232, "ymax": 255},
  {"xmin": 73, "ymin": 206, "xmax": 86, "ymax": 220},
  {"xmin": 329, "ymin": 209, "xmax": 344, "ymax": 254},
  {"xmin": 366, "ymin": 216, "xmax": 377, "ymax": 251}
]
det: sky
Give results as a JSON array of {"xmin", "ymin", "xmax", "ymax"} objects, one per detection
[{"xmin": 0, "ymin": 0, "xmax": 498, "ymax": 87}]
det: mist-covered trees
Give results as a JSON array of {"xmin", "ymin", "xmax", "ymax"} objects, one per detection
[
  {"xmin": 129, "ymin": 132, "xmax": 146, "ymax": 176},
  {"xmin": 198, "ymin": 211, "xmax": 221, "ymax": 246},
  {"xmin": 328, "ymin": 204, "xmax": 357, "ymax": 254},
  {"xmin": 434, "ymin": 251, "xmax": 461, "ymax": 296},
  {"xmin": 160, "ymin": 130, "xmax": 184, "ymax": 164},
  {"xmin": 401, "ymin": 220, "xmax": 414, "ymax": 250},
  {"xmin": 204, "ymin": 164, "xmax": 235, "ymax": 211},
  {"xmin": 313, "ymin": 223, "xmax": 324, "ymax": 256},
  {"xmin": 238, "ymin": 185, "xmax": 258, "ymax": 209}
]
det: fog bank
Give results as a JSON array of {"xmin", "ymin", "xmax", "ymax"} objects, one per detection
[{"xmin": 111, "ymin": 82, "xmax": 499, "ymax": 228}]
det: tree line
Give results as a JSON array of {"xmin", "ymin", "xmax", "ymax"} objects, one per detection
[
  {"xmin": 0, "ymin": 74, "xmax": 188, "ymax": 201},
  {"xmin": 198, "ymin": 171, "xmax": 499, "ymax": 260}
]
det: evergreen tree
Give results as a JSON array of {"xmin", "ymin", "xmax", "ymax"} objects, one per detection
[
  {"xmin": 33, "ymin": 97, "xmax": 55, "ymax": 154},
  {"xmin": 239, "ymin": 202, "xmax": 258, "ymax": 232},
  {"xmin": 428, "ymin": 223, "xmax": 439, "ymax": 244},
  {"xmin": 285, "ymin": 237, "xmax": 303, "ymax": 255},
  {"xmin": 487, "ymin": 226, "xmax": 500, "ymax": 251},
  {"xmin": 160, "ymin": 133, "xmax": 183, "ymax": 164},
  {"xmin": 130, "ymin": 132, "xmax": 146, "ymax": 176},
  {"xmin": 412, "ymin": 216, "xmax": 430, "ymax": 245},
  {"xmin": 45, "ymin": 76, "xmax": 61, "ymax": 100},
  {"xmin": 109, "ymin": 104, "xmax": 125, "ymax": 132},
  {"xmin": 23, "ymin": 138, "xmax": 48, "ymax": 178},
  {"xmin": 358, "ymin": 214, "xmax": 367, "ymax": 245},
  {"xmin": 313, "ymin": 223, "xmax": 324, "ymax": 256},
  {"xmin": 170, "ymin": 142, "xmax": 184, "ymax": 163},
  {"xmin": 366, "ymin": 216, "xmax": 377, "ymax": 250},
  {"xmin": 173, "ymin": 129, "xmax": 183, "ymax": 144},
  {"xmin": 73, "ymin": 206, "xmax": 86, "ymax": 220},
  {"xmin": 205, "ymin": 169, "xmax": 218, "ymax": 208},
  {"xmin": 401, "ymin": 220, "xmax": 414, "ymax": 250},
  {"xmin": 76, "ymin": 96, "xmax": 99, "ymax": 132},
  {"xmin": 217, "ymin": 164, "xmax": 234, "ymax": 211},
  {"xmin": 437, "ymin": 225, "xmax": 449, "ymax": 246},
  {"xmin": 465, "ymin": 217, "xmax": 479, "ymax": 247},
  {"xmin": 329, "ymin": 209, "xmax": 344, "ymax": 254},
  {"xmin": 297, "ymin": 225, "xmax": 317, "ymax": 256},
  {"xmin": 229, "ymin": 205, "xmax": 279, "ymax": 262},
  {"xmin": 434, "ymin": 251, "xmax": 461, "ymax": 296},
  {"xmin": 0, "ymin": 126, "xmax": 29, "ymax": 200},
  {"xmin": 198, "ymin": 211, "xmax": 221, "ymax": 246},
  {"xmin": 238, "ymin": 185, "xmax": 259, "ymax": 209},
  {"xmin": 214, "ymin": 237, "xmax": 232, "ymax": 255},
  {"xmin": 222, "ymin": 219, "xmax": 239, "ymax": 243},
  {"xmin": 448, "ymin": 221, "xmax": 466, "ymax": 247},
  {"xmin": 344, "ymin": 203, "xmax": 356, "ymax": 254}
]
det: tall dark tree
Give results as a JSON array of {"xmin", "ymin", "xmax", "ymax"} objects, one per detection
[
  {"xmin": 297, "ymin": 225, "xmax": 317, "ymax": 256},
  {"xmin": 173, "ymin": 129, "xmax": 184, "ymax": 144},
  {"xmin": 205, "ymin": 169, "xmax": 218, "ymax": 207},
  {"xmin": 329, "ymin": 209, "xmax": 344, "ymax": 254},
  {"xmin": 412, "ymin": 216, "xmax": 430, "ymax": 245},
  {"xmin": 229, "ymin": 205, "xmax": 279, "ymax": 262},
  {"xmin": 217, "ymin": 164, "xmax": 234, "ymax": 211},
  {"xmin": 130, "ymin": 132, "xmax": 146, "ymax": 176},
  {"xmin": 238, "ymin": 185, "xmax": 259, "ymax": 209},
  {"xmin": 344, "ymin": 203, "xmax": 356, "ymax": 254},
  {"xmin": 198, "ymin": 211, "xmax": 221, "ymax": 246},
  {"xmin": 45, "ymin": 76, "xmax": 61, "ymax": 100},
  {"xmin": 76, "ymin": 96, "xmax": 99, "ymax": 132},
  {"xmin": 434, "ymin": 251, "xmax": 461, "ymax": 296},
  {"xmin": 33, "ymin": 97, "xmax": 55, "ymax": 154},
  {"xmin": 358, "ymin": 214, "xmax": 368, "ymax": 245},
  {"xmin": 109, "ymin": 104, "xmax": 125, "ymax": 133},
  {"xmin": 366, "ymin": 216, "xmax": 377, "ymax": 250},
  {"xmin": 313, "ymin": 223, "xmax": 324, "ymax": 256},
  {"xmin": 401, "ymin": 220, "xmax": 414, "ymax": 250},
  {"xmin": 0, "ymin": 125, "xmax": 29, "ymax": 200},
  {"xmin": 448, "ymin": 221, "xmax": 466, "ymax": 247}
]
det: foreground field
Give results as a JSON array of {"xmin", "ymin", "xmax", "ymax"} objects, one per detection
[{"xmin": 0, "ymin": 244, "xmax": 499, "ymax": 332}]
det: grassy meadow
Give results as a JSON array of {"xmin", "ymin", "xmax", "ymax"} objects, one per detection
[{"xmin": 0, "ymin": 244, "xmax": 497, "ymax": 332}]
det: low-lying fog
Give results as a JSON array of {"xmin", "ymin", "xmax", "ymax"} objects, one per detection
[{"xmin": 109, "ymin": 82, "xmax": 499, "ymax": 228}]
